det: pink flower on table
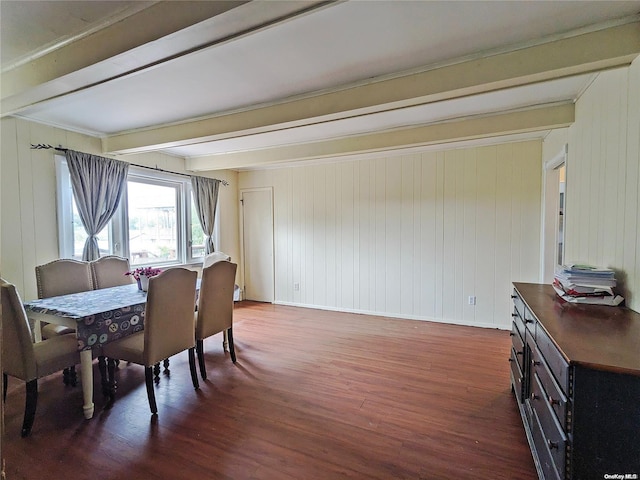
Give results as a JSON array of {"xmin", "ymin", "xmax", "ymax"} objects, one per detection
[{"xmin": 124, "ymin": 267, "xmax": 162, "ymax": 280}]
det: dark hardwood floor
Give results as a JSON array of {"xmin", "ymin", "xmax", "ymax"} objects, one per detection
[{"xmin": 3, "ymin": 302, "xmax": 536, "ymax": 479}]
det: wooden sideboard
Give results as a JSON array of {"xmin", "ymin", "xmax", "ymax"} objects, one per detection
[{"xmin": 510, "ymin": 282, "xmax": 640, "ymax": 480}]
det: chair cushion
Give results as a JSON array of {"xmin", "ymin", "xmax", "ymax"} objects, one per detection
[
  {"xmin": 41, "ymin": 323, "xmax": 76, "ymax": 339},
  {"xmin": 33, "ymin": 334, "xmax": 81, "ymax": 379},
  {"xmin": 102, "ymin": 332, "xmax": 145, "ymax": 366}
]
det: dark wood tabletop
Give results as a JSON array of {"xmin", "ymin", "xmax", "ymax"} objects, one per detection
[{"xmin": 514, "ymin": 282, "xmax": 640, "ymax": 376}]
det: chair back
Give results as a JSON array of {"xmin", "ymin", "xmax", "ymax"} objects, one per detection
[
  {"xmin": 143, "ymin": 268, "xmax": 198, "ymax": 366},
  {"xmin": 1, "ymin": 279, "xmax": 37, "ymax": 380},
  {"xmin": 35, "ymin": 259, "xmax": 93, "ymax": 298},
  {"xmin": 202, "ymin": 251, "xmax": 231, "ymax": 269},
  {"xmin": 196, "ymin": 261, "xmax": 237, "ymax": 340},
  {"xmin": 91, "ymin": 255, "xmax": 133, "ymax": 289}
]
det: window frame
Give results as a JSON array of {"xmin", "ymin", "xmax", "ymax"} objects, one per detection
[{"xmin": 56, "ymin": 156, "xmax": 216, "ymax": 266}]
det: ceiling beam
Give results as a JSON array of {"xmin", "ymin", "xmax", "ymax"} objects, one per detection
[
  {"xmin": 104, "ymin": 21, "xmax": 639, "ymax": 156},
  {"xmin": 1, "ymin": 2, "xmax": 249, "ymax": 102},
  {"xmin": 1, "ymin": 1, "xmax": 333, "ymax": 116},
  {"xmin": 185, "ymin": 103, "xmax": 574, "ymax": 171}
]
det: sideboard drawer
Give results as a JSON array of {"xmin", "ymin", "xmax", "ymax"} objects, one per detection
[
  {"xmin": 530, "ymin": 373, "xmax": 567, "ymax": 476},
  {"xmin": 510, "ymin": 347, "xmax": 524, "ymax": 403},
  {"xmin": 524, "ymin": 307, "xmax": 537, "ymax": 336},
  {"xmin": 532, "ymin": 346, "xmax": 567, "ymax": 428},
  {"xmin": 512, "ymin": 289, "xmax": 525, "ymax": 319},
  {"xmin": 530, "ymin": 404, "xmax": 563, "ymax": 480},
  {"xmin": 511, "ymin": 323, "xmax": 525, "ymax": 371},
  {"xmin": 512, "ymin": 306, "xmax": 526, "ymax": 339},
  {"xmin": 535, "ymin": 324, "xmax": 569, "ymax": 394}
]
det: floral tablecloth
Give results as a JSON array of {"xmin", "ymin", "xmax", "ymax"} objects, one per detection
[{"xmin": 24, "ymin": 284, "xmax": 147, "ymax": 351}]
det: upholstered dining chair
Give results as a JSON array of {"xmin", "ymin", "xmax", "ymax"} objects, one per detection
[
  {"xmin": 36, "ymin": 258, "xmax": 93, "ymax": 385},
  {"xmin": 35, "ymin": 258, "xmax": 94, "ymax": 338},
  {"xmin": 1, "ymin": 279, "xmax": 81, "ymax": 437},
  {"xmin": 195, "ymin": 261, "xmax": 238, "ymax": 380},
  {"xmin": 101, "ymin": 268, "xmax": 199, "ymax": 414},
  {"xmin": 90, "ymin": 255, "xmax": 133, "ymax": 289},
  {"xmin": 201, "ymin": 251, "xmax": 238, "ymax": 352}
]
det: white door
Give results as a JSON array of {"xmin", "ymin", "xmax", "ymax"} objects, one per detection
[{"xmin": 241, "ymin": 188, "xmax": 274, "ymax": 302}]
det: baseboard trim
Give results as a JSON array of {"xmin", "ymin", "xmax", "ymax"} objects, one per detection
[{"xmin": 273, "ymin": 301, "xmax": 509, "ymax": 330}]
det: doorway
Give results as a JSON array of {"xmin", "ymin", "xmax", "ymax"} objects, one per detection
[
  {"xmin": 542, "ymin": 145, "xmax": 567, "ymax": 283},
  {"xmin": 240, "ymin": 188, "xmax": 274, "ymax": 302}
]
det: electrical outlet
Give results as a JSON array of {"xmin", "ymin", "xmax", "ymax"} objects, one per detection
[
  {"xmin": 294, "ymin": 283, "xmax": 300, "ymax": 291},
  {"xmin": 468, "ymin": 296, "xmax": 476, "ymax": 305}
]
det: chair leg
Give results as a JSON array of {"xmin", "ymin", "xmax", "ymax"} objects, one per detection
[
  {"xmin": 196, "ymin": 339, "xmax": 207, "ymax": 380},
  {"xmin": 188, "ymin": 347, "xmax": 199, "ymax": 390},
  {"xmin": 98, "ymin": 356, "xmax": 109, "ymax": 396},
  {"xmin": 107, "ymin": 358, "xmax": 117, "ymax": 399},
  {"xmin": 62, "ymin": 367, "xmax": 70, "ymax": 385},
  {"xmin": 69, "ymin": 365, "xmax": 77, "ymax": 387},
  {"xmin": 153, "ymin": 363, "xmax": 161, "ymax": 383},
  {"xmin": 22, "ymin": 379, "xmax": 38, "ymax": 437},
  {"xmin": 228, "ymin": 327, "xmax": 237, "ymax": 363},
  {"xmin": 144, "ymin": 367, "xmax": 157, "ymax": 414},
  {"xmin": 163, "ymin": 358, "xmax": 170, "ymax": 374},
  {"xmin": 3, "ymin": 373, "xmax": 7, "ymax": 403}
]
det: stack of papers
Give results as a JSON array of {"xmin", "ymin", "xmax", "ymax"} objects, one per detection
[{"xmin": 553, "ymin": 264, "xmax": 624, "ymax": 306}]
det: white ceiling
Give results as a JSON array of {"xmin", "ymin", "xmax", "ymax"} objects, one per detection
[{"xmin": 1, "ymin": 0, "xmax": 639, "ymax": 170}]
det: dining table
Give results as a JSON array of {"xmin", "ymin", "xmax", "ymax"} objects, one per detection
[{"xmin": 24, "ymin": 283, "xmax": 150, "ymax": 419}]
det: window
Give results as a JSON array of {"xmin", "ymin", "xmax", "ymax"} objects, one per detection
[
  {"xmin": 56, "ymin": 159, "xmax": 112, "ymax": 260},
  {"xmin": 127, "ymin": 178, "xmax": 179, "ymax": 266},
  {"xmin": 56, "ymin": 156, "xmax": 217, "ymax": 266}
]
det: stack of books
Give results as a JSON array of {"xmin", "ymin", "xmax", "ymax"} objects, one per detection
[{"xmin": 553, "ymin": 264, "xmax": 624, "ymax": 306}]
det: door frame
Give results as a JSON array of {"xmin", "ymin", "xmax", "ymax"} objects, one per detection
[
  {"xmin": 541, "ymin": 144, "xmax": 568, "ymax": 283},
  {"xmin": 239, "ymin": 187, "xmax": 275, "ymax": 302}
]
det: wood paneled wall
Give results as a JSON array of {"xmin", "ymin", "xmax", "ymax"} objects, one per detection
[
  {"xmin": 0, "ymin": 118, "xmax": 240, "ymax": 300},
  {"xmin": 565, "ymin": 58, "xmax": 640, "ymax": 312},
  {"xmin": 240, "ymin": 140, "xmax": 543, "ymax": 329}
]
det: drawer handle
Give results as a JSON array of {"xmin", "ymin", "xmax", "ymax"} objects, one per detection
[
  {"xmin": 525, "ymin": 319, "xmax": 533, "ymax": 324},
  {"xmin": 547, "ymin": 439, "xmax": 559, "ymax": 450},
  {"xmin": 511, "ymin": 313, "xmax": 518, "ymax": 318},
  {"xmin": 508, "ymin": 358, "xmax": 514, "ymax": 363},
  {"xmin": 516, "ymin": 350, "xmax": 523, "ymax": 356},
  {"xmin": 531, "ymin": 360, "xmax": 541, "ymax": 366},
  {"xmin": 511, "ymin": 295, "xmax": 517, "ymax": 299},
  {"xmin": 530, "ymin": 393, "xmax": 539, "ymax": 401},
  {"xmin": 509, "ymin": 332, "xmax": 515, "ymax": 337},
  {"xmin": 548, "ymin": 395, "xmax": 560, "ymax": 406}
]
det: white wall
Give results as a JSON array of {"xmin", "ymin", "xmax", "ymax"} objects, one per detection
[
  {"xmin": 0, "ymin": 117, "xmax": 239, "ymax": 300},
  {"xmin": 564, "ymin": 59, "xmax": 640, "ymax": 312},
  {"xmin": 239, "ymin": 140, "xmax": 543, "ymax": 329}
]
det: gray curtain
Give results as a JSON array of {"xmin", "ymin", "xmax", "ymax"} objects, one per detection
[
  {"xmin": 190, "ymin": 176, "xmax": 221, "ymax": 254},
  {"xmin": 65, "ymin": 150, "xmax": 129, "ymax": 261}
]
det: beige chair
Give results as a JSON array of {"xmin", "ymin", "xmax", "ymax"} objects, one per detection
[
  {"xmin": 195, "ymin": 261, "xmax": 238, "ymax": 380},
  {"xmin": 90, "ymin": 255, "xmax": 133, "ymax": 289},
  {"xmin": 202, "ymin": 251, "xmax": 239, "ymax": 350},
  {"xmin": 35, "ymin": 259, "xmax": 94, "ymax": 385},
  {"xmin": 102, "ymin": 268, "xmax": 199, "ymax": 414},
  {"xmin": 1, "ymin": 279, "xmax": 81, "ymax": 437},
  {"xmin": 36, "ymin": 258, "xmax": 94, "ymax": 298},
  {"xmin": 35, "ymin": 259, "xmax": 94, "ymax": 338}
]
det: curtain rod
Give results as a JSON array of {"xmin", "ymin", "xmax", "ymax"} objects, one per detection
[{"xmin": 30, "ymin": 144, "xmax": 229, "ymax": 186}]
